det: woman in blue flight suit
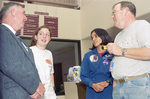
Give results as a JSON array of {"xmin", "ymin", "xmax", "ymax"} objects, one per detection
[{"xmin": 80, "ymin": 28, "xmax": 114, "ymax": 99}]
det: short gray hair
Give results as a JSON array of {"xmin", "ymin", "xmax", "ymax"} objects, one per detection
[
  {"xmin": 112, "ymin": 1, "xmax": 136, "ymax": 17},
  {"xmin": 0, "ymin": 2, "xmax": 23, "ymax": 20}
]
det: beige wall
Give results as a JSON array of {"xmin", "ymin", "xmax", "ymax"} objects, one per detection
[
  {"xmin": 27, "ymin": 3, "xmax": 81, "ymax": 40},
  {"xmin": 80, "ymin": 0, "xmax": 150, "ymax": 39},
  {"xmin": 80, "ymin": 0, "xmax": 150, "ymax": 59},
  {"xmin": 0, "ymin": 1, "xmax": 2, "ymax": 9},
  {"xmin": 80, "ymin": 39, "xmax": 92, "ymax": 59}
]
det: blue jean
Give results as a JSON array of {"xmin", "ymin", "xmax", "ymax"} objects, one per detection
[{"xmin": 113, "ymin": 76, "xmax": 150, "ymax": 99}]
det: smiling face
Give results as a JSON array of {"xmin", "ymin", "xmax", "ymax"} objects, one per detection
[
  {"xmin": 91, "ymin": 31, "xmax": 102, "ymax": 48},
  {"xmin": 35, "ymin": 28, "xmax": 51, "ymax": 49}
]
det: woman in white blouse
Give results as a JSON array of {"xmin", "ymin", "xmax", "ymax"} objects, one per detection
[{"xmin": 30, "ymin": 25, "xmax": 57, "ymax": 99}]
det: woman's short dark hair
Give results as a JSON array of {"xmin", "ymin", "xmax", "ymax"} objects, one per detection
[
  {"xmin": 89, "ymin": 28, "xmax": 113, "ymax": 50},
  {"xmin": 30, "ymin": 25, "xmax": 52, "ymax": 46}
]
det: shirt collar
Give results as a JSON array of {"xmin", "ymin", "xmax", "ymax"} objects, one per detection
[{"xmin": 2, "ymin": 23, "xmax": 16, "ymax": 35}]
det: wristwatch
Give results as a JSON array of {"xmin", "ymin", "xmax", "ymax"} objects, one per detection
[
  {"xmin": 105, "ymin": 79, "xmax": 111, "ymax": 85},
  {"xmin": 122, "ymin": 48, "xmax": 127, "ymax": 56}
]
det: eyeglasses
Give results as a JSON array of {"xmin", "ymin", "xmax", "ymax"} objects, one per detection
[{"xmin": 112, "ymin": 8, "xmax": 124, "ymax": 15}]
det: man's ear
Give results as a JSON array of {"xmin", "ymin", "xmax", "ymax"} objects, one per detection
[
  {"xmin": 124, "ymin": 7, "xmax": 130, "ymax": 16},
  {"xmin": 10, "ymin": 8, "xmax": 16, "ymax": 17}
]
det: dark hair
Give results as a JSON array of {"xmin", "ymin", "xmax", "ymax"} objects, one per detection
[
  {"xmin": 112, "ymin": 1, "xmax": 136, "ymax": 16},
  {"xmin": 89, "ymin": 28, "xmax": 113, "ymax": 50},
  {"xmin": 30, "ymin": 25, "xmax": 52, "ymax": 46},
  {"xmin": 0, "ymin": 2, "xmax": 23, "ymax": 21}
]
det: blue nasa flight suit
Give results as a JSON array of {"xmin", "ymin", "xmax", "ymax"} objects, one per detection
[{"xmin": 80, "ymin": 48, "xmax": 114, "ymax": 99}]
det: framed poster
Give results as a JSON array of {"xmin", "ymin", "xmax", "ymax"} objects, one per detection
[
  {"xmin": 44, "ymin": 16, "xmax": 58, "ymax": 37},
  {"xmin": 23, "ymin": 14, "xmax": 39, "ymax": 36}
]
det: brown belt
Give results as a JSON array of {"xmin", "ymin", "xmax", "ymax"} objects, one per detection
[{"xmin": 116, "ymin": 73, "xmax": 150, "ymax": 84}]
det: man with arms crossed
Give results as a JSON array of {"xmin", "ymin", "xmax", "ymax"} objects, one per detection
[
  {"xmin": 0, "ymin": 2, "xmax": 45, "ymax": 99},
  {"xmin": 107, "ymin": 1, "xmax": 150, "ymax": 99}
]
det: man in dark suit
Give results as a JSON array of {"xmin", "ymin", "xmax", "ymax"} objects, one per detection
[{"xmin": 0, "ymin": 2, "xmax": 45, "ymax": 99}]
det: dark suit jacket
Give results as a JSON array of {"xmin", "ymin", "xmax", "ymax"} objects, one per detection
[{"xmin": 0, "ymin": 24, "xmax": 41, "ymax": 99}]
